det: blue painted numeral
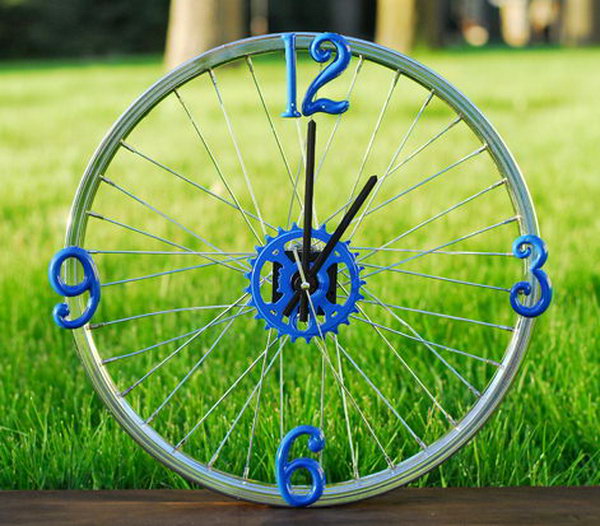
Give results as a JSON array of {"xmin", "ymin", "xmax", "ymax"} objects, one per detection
[
  {"xmin": 282, "ymin": 32, "xmax": 351, "ymax": 118},
  {"xmin": 49, "ymin": 246, "xmax": 101, "ymax": 329},
  {"xmin": 510, "ymin": 234, "xmax": 552, "ymax": 318},
  {"xmin": 302, "ymin": 33, "xmax": 351, "ymax": 116},
  {"xmin": 282, "ymin": 33, "xmax": 302, "ymax": 118},
  {"xmin": 275, "ymin": 425, "xmax": 326, "ymax": 507}
]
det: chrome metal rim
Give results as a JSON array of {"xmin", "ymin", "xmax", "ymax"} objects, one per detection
[{"xmin": 65, "ymin": 33, "xmax": 538, "ymax": 506}]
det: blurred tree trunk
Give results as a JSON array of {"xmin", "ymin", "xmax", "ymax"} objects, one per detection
[
  {"xmin": 562, "ymin": 0, "xmax": 600, "ymax": 45},
  {"xmin": 250, "ymin": 0, "xmax": 269, "ymax": 36},
  {"xmin": 375, "ymin": 0, "xmax": 416, "ymax": 54},
  {"xmin": 331, "ymin": 0, "xmax": 362, "ymax": 37},
  {"xmin": 498, "ymin": 0, "xmax": 531, "ymax": 47},
  {"xmin": 164, "ymin": 0, "xmax": 244, "ymax": 70},
  {"xmin": 417, "ymin": 0, "xmax": 451, "ymax": 48}
]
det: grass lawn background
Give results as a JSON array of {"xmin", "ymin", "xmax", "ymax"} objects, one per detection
[{"xmin": 0, "ymin": 47, "xmax": 598, "ymax": 489}]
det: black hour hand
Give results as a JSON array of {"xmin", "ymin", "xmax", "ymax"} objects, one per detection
[{"xmin": 283, "ymin": 175, "xmax": 378, "ymax": 318}]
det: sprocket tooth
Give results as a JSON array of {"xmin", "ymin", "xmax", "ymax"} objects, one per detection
[
  {"xmin": 278, "ymin": 226, "xmax": 285, "ymax": 234},
  {"xmin": 254, "ymin": 245, "xmax": 263, "ymax": 252},
  {"xmin": 244, "ymin": 271, "xmax": 251, "ymax": 280},
  {"xmin": 291, "ymin": 222, "xmax": 299, "ymax": 229}
]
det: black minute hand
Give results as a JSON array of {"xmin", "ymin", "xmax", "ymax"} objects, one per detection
[
  {"xmin": 299, "ymin": 119, "xmax": 316, "ymax": 322},
  {"xmin": 283, "ymin": 174, "xmax": 378, "ymax": 318}
]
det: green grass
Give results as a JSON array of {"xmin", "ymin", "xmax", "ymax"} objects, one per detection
[{"xmin": 0, "ymin": 46, "xmax": 598, "ymax": 490}]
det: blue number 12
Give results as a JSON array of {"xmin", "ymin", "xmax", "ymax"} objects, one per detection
[{"xmin": 282, "ymin": 32, "xmax": 351, "ymax": 118}]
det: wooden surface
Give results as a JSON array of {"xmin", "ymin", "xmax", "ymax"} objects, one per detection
[{"xmin": 1, "ymin": 486, "xmax": 598, "ymax": 525}]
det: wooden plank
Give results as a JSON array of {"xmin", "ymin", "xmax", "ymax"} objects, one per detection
[{"xmin": 0, "ymin": 486, "xmax": 598, "ymax": 525}]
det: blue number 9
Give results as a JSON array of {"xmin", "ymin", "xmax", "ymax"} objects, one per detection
[
  {"xmin": 510, "ymin": 234, "xmax": 552, "ymax": 318},
  {"xmin": 275, "ymin": 425, "xmax": 326, "ymax": 507},
  {"xmin": 48, "ymin": 246, "xmax": 101, "ymax": 329}
]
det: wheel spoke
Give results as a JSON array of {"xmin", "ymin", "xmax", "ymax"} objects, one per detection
[
  {"xmin": 209, "ymin": 69, "xmax": 268, "ymax": 238},
  {"xmin": 318, "ymin": 350, "xmax": 326, "ymax": 465},
  {"xmin": 100, "ymin": 176, "xmax": 248, "ymax": 272},
  {"xmin": 322, "ymin": 114, "xmax": 462, "ymax": 227},
  {"xmin": 359, "ymin": 216, "xmax": 519, "ymax": 280},
  {"xmin": 174, "ymin": 336, "xmax": 280, "ymax": 450},
  {"xmin": 313, "ymin": 55, "xmax": 364, "ymax": 191},
  {"xmin": 285, "ymin": 153, "xmax": 304, "ymax": 229},
  {"xmin": 208, "ymin": 336, "xmax": 287, "ymax": 471},
  {"xmin": 242, "ymin": 330, "xmax": 274, "ymax": 479},
  {"xmin": 90, "ymin": 250, "xmax": 254, "ymax": 256},
  {"xmin": 362, "ymin": 298, "xmax": 513, "ymax": 332},
  {"xmin": 88, "ymin": 211, "xmax": 193, "ymax": 251},
  {"xmin": 101, "ymin": 309, "xmax": 253, "ymax": 365},
  {"xmin": 120, "ymin": 141, "xmax": 275, "ymax": 232},
  {"xmin": 343, "ymin": 69, "xmax": 401, "ymax": 214},
  {"xmin": 353, "ymin": 299, "xmax": 457, "ymax": 426},
  {"xmin": 361, "ymin": 145, "xmax": 487, "ymax": 220},
  {"xmin": 356, "ymin": 179, "xmax": 507, "ymax": 263},
  {"xmin": 245, "ymin": 56, "xmax": 303, "ymax": 212},
  {"xmin": 388, "ymin": 116, "xmax": 462, "ymax": 176},
  {"xmin": 174, "ymin": 89, "xmax": 263, "ymax": 243},
  {"xmin": 335, "ymin": 336, "xmax": 427, "ymax": 449},
  {"xmin": 362, "ymin": 287, "xmax": 482, "ymax": 396},
  {"xmin": 310, "ymin": 321, "xmax": 394, "ymax": 469},
  {"xmin": 290, "ymin": 250, "xmax": 393, "ymax": 468},
  {"xmin": 119, "ymin": 294, "xmax": 251, "ymax": 397},
  {"xmin": 359, "ymin": 263, "xmax": 510, "ymax": 292},
  {"xmin": 350, "ymin": 315, "xmax": 500, "ymax": 366},
  {"xmin": 333, "ymin": 337, "xmax": 359, "ymax": 479},
  {"xmin": 86, "ymin": 211, "xmax": 246, "ymax": 274},
  {"xmin": 91, "ymin": 304, "xmax": 249, "ymax": 329},
  {"xmin": 356, "ymin": 248, "xmax": 513, "ymax": 257},
  {"xmin": 145, "ymin": 313, "xmax": 242, "ymax": 424},
  {"xmin": 101, "ymin": 256, "xmax": 249, "ymax": 288},
  {"xmin": 279, "ymin": 347, "xmax": 285, "ymax": 440},
  {"xmin": 348, "ymin": 90, "xmax": 435, "ymax": 239}
]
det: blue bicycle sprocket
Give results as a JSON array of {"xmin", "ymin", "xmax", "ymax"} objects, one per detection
[{"xmin": 246, "ymin": 224, "xmax": 363, "ymax": 342}]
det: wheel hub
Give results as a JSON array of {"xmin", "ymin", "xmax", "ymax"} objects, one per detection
[{"xmin": 247, "ymin": 224, "xmax": 364, "ymax": 342}]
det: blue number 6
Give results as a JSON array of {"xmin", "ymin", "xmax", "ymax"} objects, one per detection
[
  {"xmin": 48, "ymin": 246, "xmax": 101, "ymax": 329},
  {"xmin": 510, "ymin": 235, "xmax": 552, "ymax": 318},
  {"xmin": 282, "ymin": 32, "xmax": 351, "ymax": 118},
  {"xmin": 275, "ymin": 425, "xmax": 326, "ymax": 507}
]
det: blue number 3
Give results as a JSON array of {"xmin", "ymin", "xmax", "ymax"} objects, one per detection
[
  {"xmin": 510, "ymin": 235, "xmax": 552, "ymax": 318},
  {"xmin": 282, "ymin": 33, "xmax": 351, "ymax": 118},
  {"xmin": 48, "ymin": 246, "xmax": 101, "ymax": 329},
  {"xmin": 275, "ymin": 425, "xmax": 326, "ymax": 507}
]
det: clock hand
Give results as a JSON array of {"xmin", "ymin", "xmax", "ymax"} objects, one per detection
[
  {"xmin": 299, "ymin": 119, "xmax": 316, "ymax": 322},
  {"xmin": 283, "ymin": 174, "xmax": 378, "ymax": 318}
]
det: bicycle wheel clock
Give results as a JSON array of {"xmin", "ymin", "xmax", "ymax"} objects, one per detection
[{"xmin": 49, "ymin": 33, "xmax": 552, "ymax": 507}]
